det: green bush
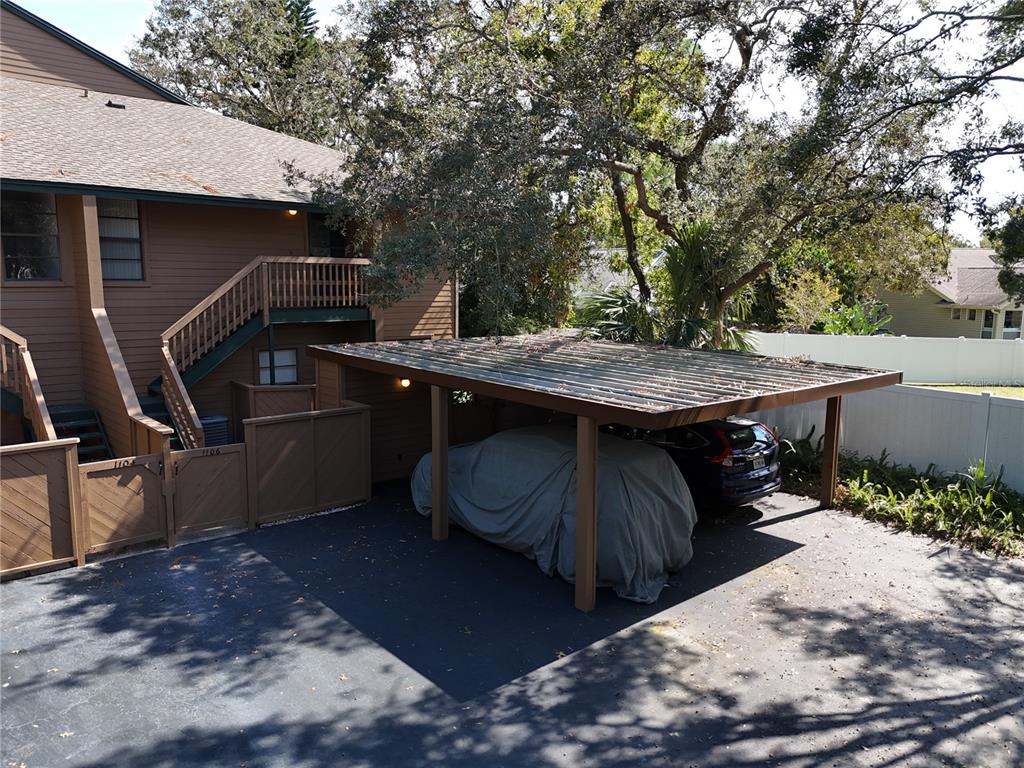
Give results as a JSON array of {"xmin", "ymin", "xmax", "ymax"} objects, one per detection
[{"xmin": 777, "ymin": 429, "xmax": 1024, "ymax": 556}]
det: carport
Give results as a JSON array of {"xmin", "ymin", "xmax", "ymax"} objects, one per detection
[{"xmin": 309, "ymin": 334, "xmax": 901, "ymax": 611}]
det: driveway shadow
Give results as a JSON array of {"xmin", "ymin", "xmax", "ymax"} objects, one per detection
[
  {"xmin": 4, "ymin": 487, "xmax": 1022, "ymax": 767},
  {"xmin": 245, "ymin": 481, "xmax": 803, "ymax": 700}
]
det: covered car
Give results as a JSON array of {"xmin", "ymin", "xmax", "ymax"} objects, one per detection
[{"xmin": 411, "ymin": 424, "xmax": 697, "ymax": 603}]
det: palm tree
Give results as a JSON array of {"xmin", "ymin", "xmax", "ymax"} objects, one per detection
[{"xmin": 578, "ymin": 218, "xmax": 751, "ymax": 350}]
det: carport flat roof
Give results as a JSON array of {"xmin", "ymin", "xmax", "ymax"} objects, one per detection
[{"xmin": 310, "ymin": 334, "xmax": 902, "ymax": 429}]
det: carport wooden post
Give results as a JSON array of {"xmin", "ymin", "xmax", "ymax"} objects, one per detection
[
  {"xmin": 820, "ymin": 395, "xmax": 842, "ymax": 508},
  {"xmin": 575, "ymin": 416, "xmax": 598, "ymax": 612},
  {"xmin": 431, "ymin": 385, "xmax": 450, "ymax": 541}
]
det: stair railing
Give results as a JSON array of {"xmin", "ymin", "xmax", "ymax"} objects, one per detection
[
  {"xmin": 161, "ymin": 342, "xmax": 204, "ymax": 449},
  {"xmin": 160, "ymin": 255, "xmax": 369, "ymax": 449},
  {"xmin": 0, "ymin": 324, "xmax": 57, "ymax": 441}
]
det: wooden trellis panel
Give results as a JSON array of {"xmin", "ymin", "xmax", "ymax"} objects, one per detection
[
  {"xmin": 0, "ymin": 439, "xmax": 83, "ymax": 576},
  {"xmin": 171, "ymin": 444, "xmax": 247, "ymax": 535},
  {"xmin": 80, "ymin": 454, "xmax": 166, "ymax": 554}
]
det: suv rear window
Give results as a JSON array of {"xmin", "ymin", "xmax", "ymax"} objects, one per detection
[
  {"xmin": 726, "ymin": 425, "xmax": 774, "ymax": 448},
  {"xmin": 726, "ymin": 427, "xmax": 757, "ymax": 449}
]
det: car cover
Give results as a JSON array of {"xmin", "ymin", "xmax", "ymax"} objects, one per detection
[{"xmin": 411, "ymin": 424, "xmax": 697, "ymax": 603}]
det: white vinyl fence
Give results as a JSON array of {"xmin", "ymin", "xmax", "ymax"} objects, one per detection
[
  {"xmin": 748, "ymin": 385, "xmax": 1024, "ymax": 493},
  {"xmin": 750, "ymin": 331, "xmax": 1024, "ymax": 385}
]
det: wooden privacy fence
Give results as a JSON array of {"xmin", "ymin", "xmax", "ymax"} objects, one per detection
[
  {"xmin": 0, "ymin": 439, "xmax": 84, "ymax": 576},
  {"xmin": 1, "ymin": 405, "xmax": 372, "ymax": 577},
  {"xmin": 245, "ymin": 403, "xmax": 371, "ymax": 525},
  {"xmin": 231, "ymin": 382, "xmax": 316, "ymax": 442}
]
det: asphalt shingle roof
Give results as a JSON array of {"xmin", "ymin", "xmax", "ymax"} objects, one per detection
[
  {"xmin": 927, "ymin": 248, "xmax": 1018, "ymax": 308},
  {"xmin": 0, "ymin": 77, "xmax": 342, "ymax": 206}
]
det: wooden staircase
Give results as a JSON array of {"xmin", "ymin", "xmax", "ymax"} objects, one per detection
[
  {"xmin": 159, "ymin": 255, "xmax": 370, "ymax": 449},
  {"xmin": 49, "ymin": 404, "xmax": 114, "ymax": 462},
  {"xmin": 1, "ymin": 325, "xmax": 56, "ymax": 444}
]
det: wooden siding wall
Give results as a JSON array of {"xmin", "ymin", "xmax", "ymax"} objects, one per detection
[
  {"xmin": 341, "ymin": 368, "xmax": 432, "ymax": 482},
  {"xmin": 879, "ymin": 289, "xmax": 993, "ymax": 338},
  {"xmin": 378, "ymin": 277, "xmax": 455, "ymax": 341},
  {"xmin": 0, "ymin": 196, "xmax": 83, "ymax": 404},
  {"xmin": 105, "ymin": 201, "xmax": 309, "ymax": 392},
  {"xmin": 0, "ymin": 7, "xmax": 168, "ymax": 100},
  {"xmin": 317, "ymin": 361, "xmax": 563, "ymax": 482},
  {"xmin": 189, "ymin": 322, "xmax": 369, "ymax": 433}
]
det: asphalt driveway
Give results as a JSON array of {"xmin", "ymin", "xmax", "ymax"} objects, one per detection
[{"xmin": 2, "ymin": 485, "xmax": 1022, "ymax": 767}]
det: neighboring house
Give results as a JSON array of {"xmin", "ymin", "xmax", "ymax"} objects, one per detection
[
  {"xmin": 879, "ymin": 248, "xmax": 1023, "ymax": 340},
  {"xmin": 0, "ymin": 0, "xmax": 453, "ymax": 479}
]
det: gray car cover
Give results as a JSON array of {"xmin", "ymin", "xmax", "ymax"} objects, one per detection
[{"xmin": 411, "ymin": 424, "xmax": 696, "ymax": 603}]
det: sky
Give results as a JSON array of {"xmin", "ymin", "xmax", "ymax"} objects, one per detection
[{"xmin": 13, "ymin": 0, "xmax": 1022, "ymax": 244}]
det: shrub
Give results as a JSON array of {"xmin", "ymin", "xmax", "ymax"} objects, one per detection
[{"xmin": 778, "ymin": 430, "xmax": 1024, "ymax": 556}]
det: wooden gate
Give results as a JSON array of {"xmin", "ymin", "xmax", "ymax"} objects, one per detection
[
  {"xmin": 80, "ymin": 454, "xmax": 167, "ymax": 554},
  {"xmin": 0, "ymin": 439, "xmax": 83, "ymax": 575},
  {"xmin": 171, "ymin": 444, "xmax": 247, "ymax": 536}
]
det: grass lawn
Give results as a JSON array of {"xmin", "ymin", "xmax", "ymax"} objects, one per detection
[{"xmin": 908, "ymin": 384, "xmax": 1024, "ymax": 399}]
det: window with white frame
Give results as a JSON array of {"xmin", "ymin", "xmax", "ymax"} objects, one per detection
[
  {"xmin": 950, "ymin": 308, "xmax": 962, "ymax": 320},
  {"xmin": 1003, "ymin": 310, "xmax": 1022, "ymax": 340},
  {"xmin": 98, "ymin": 198, "xmax": 144, "ymax": 280},
  {"xmin": 967, "ymin": 309, "xmax": 977, "ymax": 321},
  {"xmin": 258, "ymin": 348, "xmax": 298, "ymax": 384}
]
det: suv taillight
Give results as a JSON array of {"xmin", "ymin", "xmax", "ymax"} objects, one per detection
[{"xmin": 708, "ymin": 429, "xmax": 734, "ymax": 466}]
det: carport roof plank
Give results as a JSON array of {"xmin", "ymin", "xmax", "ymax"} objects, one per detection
[{"xmin": 309, "ymin": 334, "xmax": 902, "ymax": 428}]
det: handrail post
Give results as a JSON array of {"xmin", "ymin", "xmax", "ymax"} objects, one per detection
[{"xmin": 261, "ymin": 261, "xmax": 272, "ymax": 326}]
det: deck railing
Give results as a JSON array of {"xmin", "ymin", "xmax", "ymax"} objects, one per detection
[
  {"xmin": 0, "ymin": 324, "xmax": 57, "ymax": 441},
  {"xmin": 162, "ymin": 256, "xmax": 369, "ymax": 371},
  {"xmin": 160, "ymin": 256, "xmax": 370, "ymax": 449}
]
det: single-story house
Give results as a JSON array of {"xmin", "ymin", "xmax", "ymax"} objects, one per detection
[{"xmin": 879, "ymin": 248, "xmax": 1022, "ymax": 340}]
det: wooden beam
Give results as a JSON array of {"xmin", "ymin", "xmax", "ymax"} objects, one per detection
[
  {"xmin": 575, "ymin": 415, "xmax": 598, "ymax": 612},
  {"xmin": 65, "ymin": 441, "xmax": 86, "ymax": 567},
  {"xmin": 820, "ymin": 395, "xmax": 842, "ymax": 508},
  {"xmin": 431, "ymin": 385, "xmax": 449, "ymax": 541}
]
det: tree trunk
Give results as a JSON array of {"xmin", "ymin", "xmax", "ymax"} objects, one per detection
[
  {"xmin": 609, "ymin": 171, "xmax": 651, "ymax": 302},
  {"xmin": 711, "ymin": 300, "xmax": 725, "ymax": 348}
]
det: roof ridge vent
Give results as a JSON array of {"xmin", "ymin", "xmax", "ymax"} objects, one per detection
[{"xmin": 105, "ymin": 99, "xmax": 126, "ymax": 110}]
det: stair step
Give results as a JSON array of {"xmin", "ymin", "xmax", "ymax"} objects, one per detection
[
  {"xmin": 77, "ymin": 445, "xmax": 111, "ymax": 460},
  {"xmin": 54, "ymin": 418, "xmax": 101, "ymax": 431},
  {"xmin": 66, "ymin": 430, "xmax": 105, "ymax": 442}
]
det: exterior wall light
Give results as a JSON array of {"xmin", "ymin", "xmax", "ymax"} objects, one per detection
[
  {"xmin": 399, "ymin": 378, "xmax": 412, "ymax": 388},
  {"xmin": 286, "ymin": 209, "xmax": 299, "ymax": 216}
]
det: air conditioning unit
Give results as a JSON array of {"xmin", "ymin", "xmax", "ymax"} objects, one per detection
[{"xmin": 199, "ymin": 415, "xmax": 231, "ymax": 446}]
